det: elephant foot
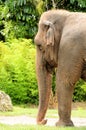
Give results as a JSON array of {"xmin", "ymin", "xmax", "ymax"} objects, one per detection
[
  {"xmin": 55, "ymin": 119, "xmax": 74, "ymax": 127},
  {"xmin": 37, "ymin": 119, "xmax": 47, "ymax": 125}
]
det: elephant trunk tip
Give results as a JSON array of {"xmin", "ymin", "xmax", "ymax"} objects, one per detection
[{"xmin": 37, "ymin": 119, "xmax": 47, "ymax": 125}]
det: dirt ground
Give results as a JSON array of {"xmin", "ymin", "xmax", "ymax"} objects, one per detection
[
  {"xmin": 0, "ymin": 116, "xmax": 86, "ymax": 127},
  {"xmin": 0, "ymin": 102, "xmax": 86, "ymax": 127}
]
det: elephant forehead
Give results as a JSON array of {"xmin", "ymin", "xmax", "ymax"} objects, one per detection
[
  {"xmin": 39, "ymin": 11, "xmax": 56, "ymax": 22},
  {"xmin": 40, "ymin": 9, "xmax": 69, "ymax": 18},
  {"xmin": 39, "ymin": 9, "xmax": 69, "ymax": 22},
  {"xmin": 40, "ymin": 10, "xmax": 54, "ymax": 18}
]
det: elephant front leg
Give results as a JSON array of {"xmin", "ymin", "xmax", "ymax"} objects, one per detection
[
  {"xmin": 56, "ymin": 72, "xmax": 75, "ymax": 126},
  {"xmin": 55, "ymin": 37, "xmax": 83, "ymax": 126}
]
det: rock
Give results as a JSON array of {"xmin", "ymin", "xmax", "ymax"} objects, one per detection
[{"xmin": 0, "ymin": 91, "xmax": 13, "ymax": 111}]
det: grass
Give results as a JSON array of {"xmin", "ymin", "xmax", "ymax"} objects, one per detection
[
  {"xmin": 0, "ymin": 124, "xmax": 86, "ymax": 130},
  {"xmin": 0, "ymin": 106, "xmax": 37, "ymax": 116},
  {"xmin": 0, "ymin": 106, "xmax": 86, "ymax": 118},
  {"xmin": 72, "ymin": 109, "xmax": 86, "ymax": 118}
]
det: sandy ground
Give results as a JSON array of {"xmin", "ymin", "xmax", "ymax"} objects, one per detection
[{"xmin": 0, "ymin": 116, "xmax": 86, "ymax": 127}]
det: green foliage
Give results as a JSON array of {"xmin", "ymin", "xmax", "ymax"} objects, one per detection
[
  {"xmin": 0, "ymin": 39, "xmax": 38, "ymax": 104},
  {"xmin": 36, "ymin": 0, "xmax": 45, "ymax": 15},
  {"xmin": 43, "ymin": 0, "xmax": 86, "ymax": 11},
  {"xmin": 0, "ymin": 4, "xmax": 5, "ymax": 41},
  {"xmin": 0, "ymin": 0, "xmax": 39, "ymax": 40},
  {"xmin": 70, "ymin": 0, "xmax": 86, "ymax": 8},
  {"xmin": 73, "ymin": 79, "xmax": 86, "ymax": 102},
  {"xmin": 69, "ymin": 0, "xmax": 86, "ymax": 11},
  {"xmin": 5, "ymin": 0, "xmax": 39, "ymax": 38}
]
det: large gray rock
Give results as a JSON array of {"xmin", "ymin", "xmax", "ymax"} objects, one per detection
[{"xmin": 0, "ymin": 91, "xmax": 13, "ymax": 111}]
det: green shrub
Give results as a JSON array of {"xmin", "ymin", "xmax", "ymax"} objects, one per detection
[
  {"xmin": 0, "ymin": 39, "xmax": 38, "ymax": 104},
  {"xmin": 73, "ymin": 79, "xmax": 86, "ymax": 102},
  {"xmin": 42, "ymin": 0, "xmax": 86, "ymax": 11},
  {"xmin": 0, "ymin": 0, "xmax": 39, "ymax": 41}
]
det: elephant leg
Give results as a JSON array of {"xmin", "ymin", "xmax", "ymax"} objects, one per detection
[
  {"xmin": 56, "ymin": 74, "xmax": 74, "ymax": 126},
  {"xmin": 55, "ymin": 58, "xmax": 83, "ymax": 126}
]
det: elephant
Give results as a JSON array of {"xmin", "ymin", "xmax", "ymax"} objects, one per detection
[{"xmin": 34, "ymin": 9, "xmax": 86, "ymax": 127}]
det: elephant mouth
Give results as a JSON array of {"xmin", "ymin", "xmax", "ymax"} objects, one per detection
[
  {"xmin": 44, "ymin": 54, "xmax": 57, "ymax": 67},
  {"xmin": 45, "ymin": 60, "xmax": 57, "ymax": 73},
  {"xmin": 48, "ymin": 60, "xmax": 57, "ymax": 67}
]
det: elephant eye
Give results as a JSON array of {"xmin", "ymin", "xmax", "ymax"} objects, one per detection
[{"xmin": 38, "ymin": 45, "xmax": 42, "ymax": 50}]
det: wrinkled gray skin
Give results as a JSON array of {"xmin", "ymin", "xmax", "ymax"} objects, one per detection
[{"xmin": 34, "ymin": 9, "xmax": 86, "ymax": 126}]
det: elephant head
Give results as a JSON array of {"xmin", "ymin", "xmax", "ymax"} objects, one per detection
[{"xmin": 34, "ymin": 10, "xmax": 67, "ymax": 72}]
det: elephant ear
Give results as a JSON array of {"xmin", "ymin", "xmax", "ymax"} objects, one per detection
[{"xmin": 43, "ymin": 21, "xmax": 55, "ymax": 46}]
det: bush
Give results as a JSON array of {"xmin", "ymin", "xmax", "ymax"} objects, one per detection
[
  {"xmin": 0, "ymin": 39, "xmax": 38, "ymax": 105},
  {"xmin": 0, "ymin": 0, "xmax": 39, "ymax": 40},
  {"xmin": 73, "ymin": 79, "xmax": 86, "ymax": 102},
  {"xmin": 43, "ymin": 0, "xmax": 86, "ymax": 12}
]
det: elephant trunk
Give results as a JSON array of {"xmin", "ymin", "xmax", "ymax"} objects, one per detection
[
  {"xmin": 36, "ymin": 47, "xmax": 52, "ymax": 125},
  {"xmin": 37, "ymin": 72, "xmax": 52, "ymax": 125}
]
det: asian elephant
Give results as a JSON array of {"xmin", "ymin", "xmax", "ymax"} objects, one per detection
[{"xmin": 34, "ymin": 9, "xmax": 86, "ymax": 127}]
